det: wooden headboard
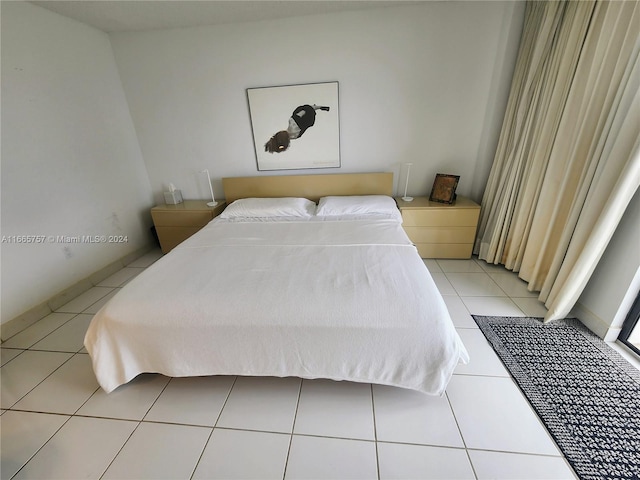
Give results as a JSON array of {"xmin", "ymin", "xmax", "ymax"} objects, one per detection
[{"xmin": 222, "ymin": 172, "xmax": 394, "ymax": 203}]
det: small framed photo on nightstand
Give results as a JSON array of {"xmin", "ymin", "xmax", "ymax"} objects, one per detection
[{"xmin": 430, "ymin": 174, "xmax": 460, "ymax": 204}]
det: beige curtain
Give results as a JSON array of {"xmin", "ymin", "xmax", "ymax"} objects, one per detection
[{"xmin": 474, "ymin": 0, "xmax": 640, "ymax": 322}]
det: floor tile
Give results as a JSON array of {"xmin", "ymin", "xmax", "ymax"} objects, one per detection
[
  {"xmin": 442, "ymin": 295, "xmax": 476, "ymax": 328},
  {"xmin": 144, "ymin": 375, "xmax": 235, "ymax": 426},
  {"xmin": 429, "ymin": 272, "xmax": 457, "ymax": 295},
  {"xmin": 77, "ymin": 373, "xmax": 170, "ymax": 420},
  {"xmin": 1, "ymin": 348, "xmax": 23, "ymax": 367},
  {"xmin": 1, "ymin": 350, "xmax": 73, "ymax": 408},
  {"xmin": 512, "ymin": 296, "xmax": 549, "ymax": 317},
  {"xmin": 437, "ymin": 259, "xmax": 484, "ymax": 273},
  {"xmin": 0, "ymin": 411, "xmax": 69, "ymax": 479},
  {"xmin": 468, "ymin": 449, "xmax": 576, "ymax": 479},
  {"xmin": 82, "ymin": 289, "xmax": 119, "ymax": 314},
  {"xmin": 446, "ymin": 272, "xmax": 507, "ymax": 296},
  {"xmin": 29, "ymin": 313, "xmax": 92, "ymax": 352},
  {"xmin": 489, "ymin": 272, "xmax": 538, "ymax": 297},
  {"xmin": 216, "ymin": 376, "xmax": 301, "ymax": 433},
  {"xmin": 55, "ymin": 286, "xmax": 115, "ymax": 313},
  {"xmin": 453, "ymin": 329, "xmax": 509, "ymax": 377},
  {"xmin": 47, "ymin": 280, "xmax": 93, "ymax": 311},
  {"xmin": 97, "ymin": 267, "xmax": 144, "ymax": 287},
  {"xmin": 13, "ymin": 354, "xmax": 99, "ymax": 414},
  {"xmin": 13, "ymin": 416, "xmax": 137, "ymax": 480},
  {"xmin": 285, "ymin": 435, "xmax": 377, "ymax": 480},
  {"xmin": 1, "ymin": 312, "xmax": 75, "ymax": 349},
  {"xmin": 423, "ymin": 259, "xmax": 442, "ymax": 273},
  {"xmin": 461, "ymin": 296, "xmax": 524, "ymax": 316},
  {"xmin": 373, "ymin": 385, "xmax": 464, "ymax": 447},
  {"xmin": 102, "ymin": 422, "xmax": 210, "ymax": 480},
  {"xmin": 193, "ymin": 428, "xmax": 290, "ymax": 480},
  {"xmin": 294, "ymin": 379, "xmax": 374, "ymax": 440},
  {"xmin": 446, "ymin": 375, "xmax": 560, "ymax": 455},
  {"xmin": 377, "ymin": 442, "xmax": 474, "ymax": 479}
]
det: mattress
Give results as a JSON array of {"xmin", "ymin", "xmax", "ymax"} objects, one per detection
[{"xmin": 85, "ymin": 214, "xmax": 469, "ymax": 395}]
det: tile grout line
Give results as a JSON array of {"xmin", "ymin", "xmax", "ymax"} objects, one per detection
[
  {"xmin": 140, "ymin": 375, "xmax": 174, "ymax": 423},
  {"xmin": 6, "ymin": 400, "xmax": 570, "ymax": 458},
  {"xmin": 98, "ymin": 420, "xmax": 144, "ymax": 479},
  {"xmin": 2, "ymin": 352, "xmax": 77, "ymax": 411},
  {"xmin": 444, "ymin": 389, "xmax": 478, "ymax": 479},
  {"xmin": 190, "ymin": 429, "xmax": 215, "ymax": 480},
  {"xmin": 2, "ymin": 311, "xmax": 81, "ymax": 348},
  {"xmin": 187, "ymin": 426, "xmax": 214, "ymax": 480},
  {"xmin": 370, "ymin": 383, "xmax": 381, "ymax": 480},
  {"xmin": 282, "ymin": 377, "xmax": 304, "ymax": 480},
  {"xmin": 464, "ymin": 447, "xmax": 570, "ymax": 458},
  {"xmin": 8, "ymin": 413, "xmax": 75, "ymax": 480},
  {"xmin": 189, "ymin": 375, "xmax": 238, "ymax": 479},
  {"xmin": 53, "ymin": 286, "xmax": 118, "ymax": 315}
]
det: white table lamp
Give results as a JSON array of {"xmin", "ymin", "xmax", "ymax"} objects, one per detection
[
  {"xmin": 402, "ymin": 163, "xmax": 414, "ymax": 202},
  {"xmin": 200, "ymin": 169, "xmax": 218, "ymax": 207}
]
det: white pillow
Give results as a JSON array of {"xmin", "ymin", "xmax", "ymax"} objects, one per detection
[
  {"xmin": 316, "ymin": 195, "xmax": 398, "ymax": 216},
  {"xmin": 219, "ymin": 197, "xmax": 316, "ymax": 219}
]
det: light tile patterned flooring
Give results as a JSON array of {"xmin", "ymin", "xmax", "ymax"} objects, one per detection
[{"xmin": 6, "ymin": 249, "xmax": 629, "ymax": 479}]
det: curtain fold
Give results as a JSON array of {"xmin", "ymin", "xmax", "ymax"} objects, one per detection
[
  {"xmin": 474, "ymin": 0, "xmax": 640, "ymax": 322},
  {"xmin": 475, "ymin": 1, "xmax": 596, "ymax": 268},
  {"xmin": 543, "ymin": 43, "xmax": 640, "ymax": 321}
]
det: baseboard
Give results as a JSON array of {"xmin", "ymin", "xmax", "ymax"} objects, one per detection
[
  {"xmin": 570, "ymin": 301, "xmax": 619, "ymax": 341},
  {"xmin": 1, "ymin": 244, "xmax": 155, "ymax": 342},
  {"xmin": 0, "ymin": 302, "xmax": 54, "ymax": 342}
]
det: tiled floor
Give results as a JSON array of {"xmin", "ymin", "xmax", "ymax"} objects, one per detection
[{"xmin": 4, "ymin": 250, "xmax": 635, "ymax": 479}]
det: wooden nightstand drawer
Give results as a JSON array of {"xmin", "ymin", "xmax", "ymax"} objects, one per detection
[
  {"xmin": 401, "ymin": 209, "xmax": 479, "ymax": 227},
  {"xmin": 414, "ymin": 243, "xmax": 474, "ymax": 259},
  {"xmin": 403, "ymin": 226, "xmax": 477, "ymax": 244},
  {"xmin": 151, "ymin": 210, "xmax": 212, "ymax": 227}
]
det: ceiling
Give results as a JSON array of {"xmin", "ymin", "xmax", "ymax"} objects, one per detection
[{"xmin": 30, "ymin": 0, "xmax": 419, "ymax": 33}]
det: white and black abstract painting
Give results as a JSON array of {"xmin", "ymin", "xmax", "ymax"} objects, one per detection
[{"xmin": 247, "ymin": 82, "xmax": 340, "ymax": 171}]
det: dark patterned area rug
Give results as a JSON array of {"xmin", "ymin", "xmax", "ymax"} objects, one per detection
[{"xmin": 473, "ymin": 316, "xmax": 640, "ymax": 480}]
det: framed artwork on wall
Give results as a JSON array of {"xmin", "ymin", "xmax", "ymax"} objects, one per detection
[
  {"xmin": 429, "ymin": 173, "xmax": 460, "ymax": 204},
  {"xmin": 247, "ymin": 82, "xmax": 340, "ymax": 171}
]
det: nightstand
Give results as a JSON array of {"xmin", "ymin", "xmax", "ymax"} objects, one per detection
[
  {"xmin": 396, "ymin": 196, "xmax": 480, "ymax": 259},
  {"xmin": 151, "ymin": 200, "xmax": 226, "ymax": 253}
]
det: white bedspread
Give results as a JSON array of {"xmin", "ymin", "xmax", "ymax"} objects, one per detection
[{"xmin": 85, "ymin": 216, "xmax": 469, "ymax": 395}]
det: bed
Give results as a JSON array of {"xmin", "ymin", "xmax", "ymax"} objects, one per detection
[{"xmin": 84, "ymin": 173, "xmax": 469, "ymax": 395}]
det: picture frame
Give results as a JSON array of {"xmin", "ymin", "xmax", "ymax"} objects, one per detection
[
  {"xmin": 247, "ymin": 82, "xmax": 340, "ymax": 171},
  {"xmin": 429, "ymin": 173, "xmax": 460, "ymax": 204}
]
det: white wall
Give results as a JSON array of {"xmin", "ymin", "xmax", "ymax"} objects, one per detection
[
  {"xmin": 574, "ymin": 187, "xmax": 640, "ymax": 340},
  {"xmin": 109, "ymin": 1, "xmax": 525, "ymax": 205},
  {"xmin": 1, "ymin": 2, "xmax": 154, "ymax": 324}
]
